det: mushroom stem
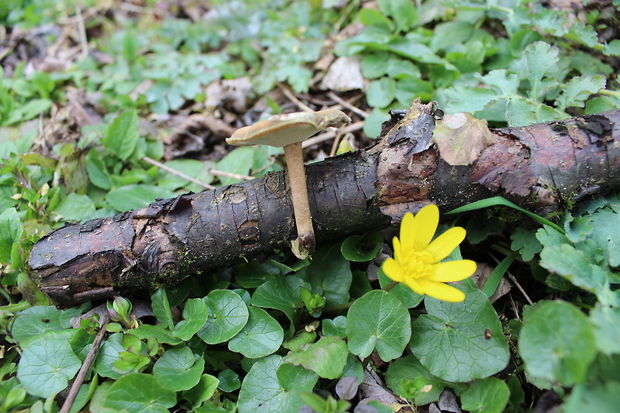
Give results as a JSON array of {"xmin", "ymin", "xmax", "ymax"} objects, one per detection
[{"xmin": 283, "ymin": 142, "xmax": 315, "ymax": 260}]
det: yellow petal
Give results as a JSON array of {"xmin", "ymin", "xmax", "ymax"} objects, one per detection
[
  {"xmin": 427, "ymin": 260, "xmax": 477, "ymax": 282},
  {"xmin": 410, "ymin": 204, "xmax": 439, "ymax": 250},
  {"xmin": 382, "ymin": 258, "xmax": 405, "ymax": 282},
  {"xmin": 392, "ymin": 236, "xmax": 401, "ymax": 262},
  {"xmin": 418, "ymin": 280, "xmax": 465, "ymax": 302},
  {"xmin": 426, "ymin": 227, "xmax": 466, "ymax": 261},
  {"xmin": 399, "ymin": 212, "xmax": 415, "ymax": 252},
  {"xmin": 403, "ymin": 276, "xmax": 426, "ymax": 296}
]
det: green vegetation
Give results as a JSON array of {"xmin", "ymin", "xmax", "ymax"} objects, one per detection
[{"xmin": 1, "ymin": 0, "xmax": 620, "ymax": 412}]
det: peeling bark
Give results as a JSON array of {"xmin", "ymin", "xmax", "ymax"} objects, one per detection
[{"xmin": 29, "ymin": 105, "xmax": 620, "ymax": 305}]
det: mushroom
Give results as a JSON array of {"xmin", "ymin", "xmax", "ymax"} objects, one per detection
[{"xmin": 227, "ymin": 109, "xmax": 352, "ymax": 259}]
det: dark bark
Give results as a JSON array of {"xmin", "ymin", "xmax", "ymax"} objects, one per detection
[{"xmin": 29, "ymin": 105, "xmax": 620, "ymax": 305}]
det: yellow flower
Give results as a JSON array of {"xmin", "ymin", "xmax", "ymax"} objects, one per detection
[{"xmin": 382, "ymin": 204, "xmax": 476, "ymax": 302}]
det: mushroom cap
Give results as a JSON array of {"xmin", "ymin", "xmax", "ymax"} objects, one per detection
[{"xmin": 226, "ymin": 109, "xmax": 351, "ymax": 147}]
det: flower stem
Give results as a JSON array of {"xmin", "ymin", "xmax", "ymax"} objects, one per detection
[{"xmin": 383, "ymin": 281, "xmax": 398, "ymax": 292}]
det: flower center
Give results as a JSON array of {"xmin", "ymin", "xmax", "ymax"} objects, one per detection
[{"xmin": 401, "ymin": 250, "xmax": 435, "ymax": 280}]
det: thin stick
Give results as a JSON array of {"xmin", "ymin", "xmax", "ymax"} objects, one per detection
[
  {"xmin": 302, "ymin": 121, "xmax": 364, "ymax": 148},
  {"xmin": 327, "ymin": 92, "xmax": 368, "ymax": 118},
  {"xmin": 278, "ymin": 84, "xmax": 314, "ymax": 112},
  {"xmin": 142, "ymin": 156, "xmax": 216, "ymax": 189},
  {"xmin": 507, "ymin": 272, "xmax": 533, "ymax": 305},
  {"xmin": 76, "ymin": 6, "xmax": 89, "ymax": 60},
  {"xmin": 209, "ymin": 169, "xmax": 253, "ymax": 181},
  {"xmin": 60, "ymin": 314, "xmax": 110, "ymax": 413}
]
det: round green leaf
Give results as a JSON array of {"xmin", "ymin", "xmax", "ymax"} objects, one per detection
[
  {"xmin": 519, "ymin": 300, "xmax": 596, "ymax": 387},
  {"xmin": 409, "ymin": 287, "xmax": 509, "ymax": 382},
  {"xmin": 386, "ymin": 355, "xmax": 445, "ymax": 405},
  {"xmin": 347, "ymin": 290, "xmax": 411, "ymax": 361},
  {"xmin": 284, "ymin": 336, "xmax": 348, "ymax": 379},
  {"xmin": 183, "ymin": 374, "xmax": 219, "ymax": 408},
  {"xmin": 366, "ymin": 77, "xmax": 396, "ymax": 108},
  {"xmin": 95, "ymin": 333, "xmax": 125, "ymax": 379},
  {"xmin": 103, "ymin": 373, "xmax": 176, "ymax": 413},
  {"xmin": 218, "ymin": 369, "xmax": 241, "ymax": 392},
  {"xmin": 341, "ymin": 232, "xmax": 383, "ymax": 262},
  {"xmin": 251, "ymin": 276, "xmax": 306, "ymax": 326},
  {"xmin": 174, "ymin": 298, "xmax": 209, "ymax": 341},
  {"xmin": 17, "ymin": 332, "xmax": 81, "ymax": 398},
  {"xmin": 198, "ymin": 289, "xmax": 249, "ymax": 344},
  {"xmin": 153, "ymin": 346, "xmax": 204, "ymax": 391},
  {"xmin": 237, "ymin": 355, "xmax": 318, "ymax": 413},
  {"xmin": 228, "ymin": 307, "xmax": 284, "ymax": 358},
  {"xmin": 105, "ymin": 185, "xmax": 173, "ymax": 212},
  {"xmin": 461, "ymin": 378, "xmax": 510, "ymax": 413}
]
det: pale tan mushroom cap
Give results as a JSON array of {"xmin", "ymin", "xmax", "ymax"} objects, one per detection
[{"xmin": 226, "ymin": 109, "xmax": 351, "ymax": 147}]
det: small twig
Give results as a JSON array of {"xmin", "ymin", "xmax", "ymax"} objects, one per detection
[
  {"xmin": 75, "ymin": 6, "xmax": 89, "ymax": 60},
  {"xmin": 209, "ymin": 169, "xmax": 254, "ymax": 181},
  {"xmin": 142, "ymin": 156, "xmax": 215, "ymax": 189},
  {"xmin": 278, "ymin": 84, "xmax": 314, "ymax": 112},
  {"xmin": 252, "ymin": 157, "xmax": 277, "ymax": 175},
  {"xmin": 302, "ymin": 121, "xmax": 364, "ymax": 149},
  {"xmin": 489, "ymin": 255, "xmax": 533, "ymax": 305},
  {"xmin": 329, "ymin": 133, "xmax": 343, "ymax": 157},
  {"xmin": 60, "ymin": 314, "xmax": 110, "ymax": 413},
  {"xmin": 327, "ymin": 92, "xmax": 368, "ymax": 119}
]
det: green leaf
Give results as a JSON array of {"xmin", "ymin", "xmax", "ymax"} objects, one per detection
[
  {"xmin": 409, "ymin": 287, "xmax": 509, "ymax": 382},
  {"xmin": 519, "ymin": 300, "xmax": 596, "ymax": 387},
  {"xmin": 174, "ymin": 298, "xmax": 209, "ymax": 341},
  {"xmin": 386, "ymin": 355, "xmax": 445, "ymax": 405},
  {"xmin": 151, "ymin": 289, "xmax": 174, "ymax": 330},
  {"xmin": 0, "ymin": 207, "xmax": 22, "ymax": 263},
  {"xmin": 285, "ymin": 336, "xmax": 348, "ymax": 379},
  {"xmin": 17, "ymin": 332, "xmax": 81, "ymax": 398},
  {"xmin": 228, "ymin": 306, "xmax": 284, "ymax": 358},
  {"xmin": 556, "ymin": 75, "xmax": 606, "ymax": 110},
  {"xmin": 341, "ymin": 232, "xmax": 383, "ymax": 262},
  {"xmin": 540, "ymin": 244, "xmax": 613, "ymax": 305},
  {"xmin": 590, "ymin": 304, "xmax": 620, "ymax": 355},
  {"xmin": 183, "ymin": 374, "xmax": 219, "ymax": 408},
  {"xmin": 153, "ymin": 346, "xmax": 204, "ymax": 391},
  {"xmin": 95, "ymin": 333, "xmax": 125, "ymax": 379},
  {"xmin": 85, "ymin": 149, "xmax": 111, "ymax": 189},
  {"xmin": 218, "ymin": 369, "xmax": 241, "ymax": 392},
  {"xmin": 296, "ymin": 243, "xmax": 352, "ymax": 307},
  {"xmin": 251, "ymin": 276, "xmax": 306, "ymax": 326},
  {"xmin": 215, "ymin": 146, "xmax": 254, "ymax": 185},
  {"xmin": 347, "ymin": 290, "xmax": 411, "ymax": 361},
  {"xmin": 11, "ymin": 306, "xmax": 81, "ymax": 343},
  {"xmin": 105, "ymin": 185, "xmax": 174, "ymax": 211},
  {"xmin": 510, "ymin": 228, "xmax": 542, "ymax": 261},
  {"xmin": 127, "ymin": 324, "xmax": 183, "ymax": 345},
  {"xmin": 103, "ymin": 373, "xmax": 176, "ymax": 413},
  {"xmin": 461, "ymin": 378, "xmax": 510, "ymax": 413},
  {"xmin": 563, "ymin": 381, "xmax": 620, "ymax": 412},
  {"xmin": 54, "ymin": 193, "xmax": 96, "ymax": 222},
  {"xmin": 237, "ymin": 355, "xmax": 318, "ymax": 413},
  {"xmin": 198, "ymin": 289, "xmax": 249, "ymax": 344},
  {"xmin": 356, "ymin": 9, "xmax": 393, "ymax": 31},
  {"xmin": 363, "ymin": 108, "xmax": 391, "ymax": 139},
  {"xmin": 361, "ymin": 53, "xmax": 390, "ymax": 79},
  {"xmin": 377, "ymin": 0, "xmax": 418, "ymax": 32},
  {"xmin": 366, "ymin": 77, "xmax": 396, "ymax": 108},
  {"xmin": 512, "ymin": 41, "xmax": 559, "ymax": 100},
  {"xmin": 103, "ymin": 110, "xmax": 140, "ymax": 161},
  {"xmin": 322, "ymin": 316, "xmax": 347, "ymax": 338}
]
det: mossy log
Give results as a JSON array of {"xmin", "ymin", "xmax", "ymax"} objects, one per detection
[{"xmin": 29, "ymin": 103, "xmax": 620, "ymax": 305}]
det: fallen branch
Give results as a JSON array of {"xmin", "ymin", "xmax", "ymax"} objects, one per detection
[{"xmin": 29, "ymin": 103, "xmax": 620, "ymax": 305}]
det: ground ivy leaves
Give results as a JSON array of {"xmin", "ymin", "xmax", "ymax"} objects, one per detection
[
  {"xmin": 461, "ymin": 377, "xmax": 510, "ymax": 413},
  {"xmin": 346, "ymin": 290, "xmax": 411, "ymax": 362},
  {"xmin": 285, "ymin": 336, "xmax": 348, "ymax": 379},
  {"xmin": 102, "ymin": 373, "xmax": 176, "ymax": 413},
  {"xmin": 152, "ymin": 346, "xmax": 204, "ymax": 391},
  {"xmin": 409, "ymin": 287, "xmax": 509, "ymax": 382},
  {"xmin": 228, "ymin": 306, "xmax": 284, "ymax": 359},
  {"xmin": 251, "ymin": 275, "xmax": 307, "ymax": 326},
  {"xmin": 519, "ymin": 300, "xmax": 597, "ymax": 387},
  {"xmin": 173, "ymin": 298, "xmax": 209, "ymax": 341},
  {"xmin": 237, "ymin": 355, "xmax": 318, "ymax": 413},
  {"xmin": 16, "ymin": 331, "xmax": 81, "ymax": 398},
  {"xmin": 198, "ymin": 289, "xmax": 249, "ymax": 344}
]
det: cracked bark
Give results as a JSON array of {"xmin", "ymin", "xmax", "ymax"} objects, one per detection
[{"xmin": 29, "ymin": 105, "xmax": 620, "ymax": 305}]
